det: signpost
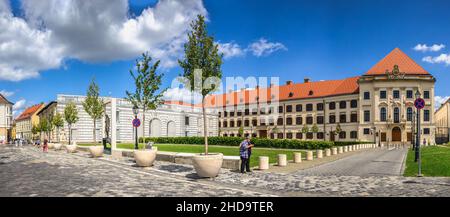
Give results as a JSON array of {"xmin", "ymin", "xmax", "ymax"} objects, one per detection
[{"xmin": 414, "ymin": 94, "xmax": 424, "ymax": 177}]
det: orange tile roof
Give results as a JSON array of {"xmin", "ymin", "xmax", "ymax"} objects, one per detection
[
  {"xmin": 0, "ymin": 94, "xmax": 13, "ymax": 105},
  {"xmin": 15, "ymin": 104, "xmax": 44, "ymax": 121},
  {"xmin": 365, "ymin": 48, "xmax": 429, "ymax": 75},
  {"xmin": 204, "ymin": 76, "xmax": 360, "ymax": 108}
]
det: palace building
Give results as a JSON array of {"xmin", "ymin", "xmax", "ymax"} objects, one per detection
[
  {"xmin": 206, "ymin": 48, "xmax": 436, "ymax": 145},
  {"xmin": 435, "ymin": 98, "xmax": 449, "ymax": 144}
]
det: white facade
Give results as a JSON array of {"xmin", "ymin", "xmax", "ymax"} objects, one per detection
[
  {"xmin": 0, "ymin": 101, "xmax": 13, "ymax": 142},
  {"xmin": 56, "ymin": 95, "xmax": 219, "ymax": 143}
]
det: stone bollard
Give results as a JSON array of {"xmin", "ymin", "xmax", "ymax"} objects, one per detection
[
  {"xmin": 306, "ymin": 151, "xmax": 314, "ymax": 161},
  {"xmin": 332, "ymin": 147, "xmax": 338, "ymax": 155},
  {"xmin": 278, "ymin": 154, "xmax": 287, "ymax": 167},
  {"xmin": 325, "ymin": 149, "xmax": 331, "ymax": 157},
  {"xmin": 259, "ymin": 156, "xmax": 269, "ymax": 170},
  {"xmin": 338, "ymin": 147, "xmax": 343, "ymax": 154},
  {"xmin": 317, "ymin": 150, "xmax": 323, "ymax": 159},
  {"xmin": 344, "ymin": 146, "xmax": 348, "ymax": 152},
  {"xmin": 349, "ymin": 146, "xmax": 353, "ymax": 152},
  {"xmin": 294, "ymin": 152, "xmax": 302, "ymax": 163}
]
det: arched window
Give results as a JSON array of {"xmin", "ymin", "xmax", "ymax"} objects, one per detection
[
  {"xmin": 407, "ymin": 107, "xmax": 413, "ymax": 121},
  {"xmin": 394, "ymin": 107, "xmax": 400, "ymax": 123},
  {"xmin": 380, "ymin": 107, "xmax": 387, "ymax": 122}
]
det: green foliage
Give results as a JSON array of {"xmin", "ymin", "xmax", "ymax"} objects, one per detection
[
  {"xmin": 31, "ymin": 124, "xmax": 40, "ymax": 135},
  {"xmin": 64, "ymin": 102, "xmax": 79, "ymax": 126},
  {"xmin": 238, "ymin": 126, "xmax": 244, "ymax": 137},
  {"xmin": 301, "ymin": 124, "xmax": 309, "ymax": 134},
  {"xmin": 335, "ymin": 123, "xmax": 342, "ymax": 134},
  {"xmin": 39, "ymin": 117, "xmax": 51, "ymax": 137},
  {"xmin": 53, "ymin": 112, "xmax": 64, "ymax": 128},
  {"xmin": 140, "ymin": 137, "xmax": 334, "ymax": 150},
  {"xmin": 311, "ymin": 124, "xmax": 319, "ymax": 133},
  {"xmin": 82, "ymin": 78, "xmax": 104, "ymax": 142}
]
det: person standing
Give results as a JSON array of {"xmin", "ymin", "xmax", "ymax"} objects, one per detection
[
  {"xmin": 239, "ymin": 137, "xmax": 254, "ymax": 174},
  {"xmin": 43, "ymin": 139, "xmax": 48, "ymax": 153}
]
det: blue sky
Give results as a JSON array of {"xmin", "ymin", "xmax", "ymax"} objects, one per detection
[{"xmin": 1, "ymin": 0, "xmax": 450, "ymax": 116}]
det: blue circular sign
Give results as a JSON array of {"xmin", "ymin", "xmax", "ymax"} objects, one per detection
[
  {"xmin": 132, "ymin": 118, "xmax": 141, "ymax": 127},
  {"xmin": 414, "ymin": 98, "xmax": 425, "ymax": 110}
]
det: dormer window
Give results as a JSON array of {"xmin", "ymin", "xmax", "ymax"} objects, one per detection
[
  {"xmin": 308, "ymin": 90, "xmax": 314, "ymax": 96},
  {"xmin": 288, "ymin": 92, "xmax": 294, "ymax": 97}
]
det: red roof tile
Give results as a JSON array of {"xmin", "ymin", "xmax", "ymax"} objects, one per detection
[
  {"xmin": 365, "ymin": 48, "xmax": 429, "ymax": 75},
  {"xmin": 0, "ymin": 94, "xmax": 13, "ymax": 105},
  {"xmin": 15, "ymin": 104, "xmax": 44, "ymax": 121}
]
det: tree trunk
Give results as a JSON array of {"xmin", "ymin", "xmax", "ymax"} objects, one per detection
[
  {"xmin": 93, "ymin": 120, "xmax": 96, "ymax": 144},
  {"xmin": 68, "ymin": 125, "xmax": 72, "ymax": 145},
  {"xmin": 202, "ymin": 97, "xmax": 208, "ymax": 155},
  {"xmin": 143, "ymin": 106, "xmax": 146, "ymax": 148}
]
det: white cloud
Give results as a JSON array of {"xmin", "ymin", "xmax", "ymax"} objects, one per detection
[
  {"xmin": 12, "ymin": 99, "xmax": 26, "ymax": 117},
  {"xmin": 217, "ymin": 41, "xmax": 244, "ymax": 59},
  {"xmin": 0, "ymin": 90, "xmax": 14, "ymax": 97},
  {"xmin": 246, "ymin": 38, "xmax": 287, "ymax": 57},
  {"xmin": 422, "ymin": 54, "xmax": 450, "ymax": 65},
  {"xmin": 435, "ymin": 96, "xmax": 450, "ymax": 109},
  {"xmin": 163, "ymin": 87, "xmax": 202, "ymax": 104},
  {"xmin": 0, "ymin": 0, "xmax": 206, "ymax": 81},
  {"xmin": 414, "ymin": 44, "xmax": 445, "ymax": 52}
]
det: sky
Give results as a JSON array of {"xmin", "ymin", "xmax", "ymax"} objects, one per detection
[{"xmin": 1, "ymin": 0, "xmax": 450, "ymax": 117}]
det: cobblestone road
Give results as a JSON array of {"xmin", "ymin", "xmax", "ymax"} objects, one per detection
[{"xmin": 1, "ymin": 145, "xmax": 450, "ymax": 197}]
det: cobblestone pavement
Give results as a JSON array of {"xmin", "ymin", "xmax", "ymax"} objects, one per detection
[
  {"xmin": 1, "ymin": 145, "xmax": 450, "ymax": 197},
  {"xmin": 293, "ymin": 148, "xmax": 408, "ymax": 176}
]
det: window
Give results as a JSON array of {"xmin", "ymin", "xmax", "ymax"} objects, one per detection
[
  {"xmin": 329, "ymin": 102, "xmax": 336, "ymax": 110},
  {"xmin": 329, "ymin": 115, "xmax": 336, "ymax": 124},
  {"xmin": 340, "ymin": 114, "xmax": 346, "ymax": 123},
  {"xmin": 393, "ymin": 90, "xmax": 400, "ymax": 99},
  {"xmin": 350, "ymin": 100, "xmax": 357, "ymax": 108},
  {"xmin": 424, "ymin": 128, "xmax": 430, "ymax": 135},
  {"xmin": 259, "ymin": 108, "xmax": 266, "ymax": 115},
  {"xmin": 286, "ymin": 117, "xmax": 293, "ymax": 125},
  {"xmin": 296, "ymin": 133, "xmax": 303, "ymax": 139},
  {"xmin": 317, "ymin": 116, "xmax": 324, "ymax": 124},
  {"xmin": 224, "ymin": 111, "xmax": 228, "ymax": 117},
  {"xmin": 270, "ymin": 133, "xmax": 275, "ymax": 139},
  {"xmin": 244, "ymin": 120, "xmax": 249, "ymax": 127},
  {"xmin": 364, "ymin": 110, "xmax": 370, "ymax": 122},
  {"xmin": 252, "ymin": 108, "xmax": 258, "ymax": 115},
  {"xmin": 339, "ymin": 131, "xmax": 346, "ymax": 139},
  {"xmin": 306, "ymin": 104, "xmax": 313, "ymax": 111},
  {"xmin": 306, "ymin": 116, "xmax": 313, "ymax": 125},
  {"xmin": 424, "ymin": 110, "xmax": 430, "ymax": 122},
  {"xmin": 230, "ymin": 120, "xmax": 235, "ymax": 127},
  {"xmin": 237, "ymin": 111, "xmax": 242, "ymax": 116},
  {"xmin": 317, "ymin": 103, "xmax": 324, "ymax": 111},
  {"xmin": 296, "ymin": 116, "xmax": 303, "ymax": 125},
  {"xmin": 380, "ymin": 108, "xmax": 387, "ymax": 122},
  {"xmin": 230, "ymin": 111, "xmax": 235, "ymax": 117},
  {"xmin": 277, "ymin": 117, "xmax": 283, "ymax": 125},
  {"xmin": 394, "ymin": 108, "xmax": 400, "ymax": 123},
  {"xmin": 380, "ymin": 90, "xmax": 387, "ymax": 99},
  {"xmin": 424, "ymin": 91, "xmax": 430, "ymax": 99},
  {"xmin": 245, "ymin": 109, "xmax": 250, "ymax": 115},
  {"xmin": 363, "ymin": 128, "xmax": 370, "ymax": 135},
  {"xmin": 364, "ymin": 92, "xmax": 370, "ymax": 100},
  {"xmin": 286, "ymin": 105, "xmax": 293, "ymax": 112},
  {"xmin": 339, "ymin": 101, "xmax": 346, "ymax": 109},
  {"xmin": 278, "ymin": 106, "xmax": 283, "ymax": 113},
  {"xmin": 296, "ymin": 104, "xmax": 302, "ymax": 112},
  {"xmin": 223, "ymin": 121, "xmax": 228, "ymax": 127},
  {"xmin": 185, "ymin": 116, "xmax": 190, "ymax": 126},
  {"xmin": 252, "ymin": 119, "xmax": 258, "ymax": 126},
  {"xmin": 260, "ymin": 118, "xmax": 266, "ymax": 126},
  {"xmin": 407, "ymin": 107, "xmax": 413, "ymax": 121},
  {"xmin": 306, "ymin": 132, "xmax": 313, "ymax": 139},
  {"xmin": 351, "ymin": 113, "xmax": 357, "ymax": 122},
  {"xmin": 237, "ymin": 120, "xmax": 242, "ymax": 127},
  {"xmin": 407, "ymin": 90, "xmax": 413, "ymax": 99},
  {"xmin": 317, "ymin": 132, "xmax": 324, "ymax": 139},
  {"xmin": 286, "ymin": 133, "xmax": 293, "ymax": 139},
  {"xmin": 277, "ymin": 133, "xmax": 284, "ymax": 139},
  {"xmin": 350, "ymin": 131, "xmax": 358, "ymax": 139}
]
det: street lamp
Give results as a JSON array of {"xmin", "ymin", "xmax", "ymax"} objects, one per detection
[
  {"xmin": 415, "ymin": 90, "xmax": 422, "ymax": 177},
  {"xmin": 133, "ymin": 105, "xmax": 139, "ymax": 150}
]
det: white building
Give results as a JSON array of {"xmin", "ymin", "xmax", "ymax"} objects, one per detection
[
  {"xmin": 0, "ymin": 94, "xmax": 13, "ymax": 143},
  {"xmin": 55, "ymin": 95, "xmax": 219, "ymax": 143}
]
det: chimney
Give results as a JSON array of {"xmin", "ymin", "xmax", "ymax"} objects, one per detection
[
  {"xmin": 304, "ymin": 77, "xmax": 310, "ymax": 83},
  {"xmin": 286, "ymin": 80, "xmax": 293, "ymax": 85}
]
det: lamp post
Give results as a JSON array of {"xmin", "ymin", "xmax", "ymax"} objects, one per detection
[
  {"xmin": 412, "ymin": 110, "xmax": 415, "ymax": 151},
  {"xmin": 372, "ymin": 127, "xmax": 376, "ymax": 145},
  {"xmin": 415, "ymin": 90, "xmax": 422, "ymax": 177},
  {"xmin": 132, "ymin": 105, "xmax": 139, "ymax": 150}
]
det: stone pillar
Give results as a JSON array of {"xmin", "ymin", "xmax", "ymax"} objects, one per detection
[
  {"xmin": 344, "ymin": 146, "xmax": 348, "ymax": 152},
  {"xmin": 259, "ymin": 156, "xmax": 269, "ymax": 170},
  {"xmin": 306, "ymin": 151, "xmax": 313, "ymax": 161},
  {"xmin": 294, "ymin": 152, "xmax": 302, "ymax": 163},
  {"xmin": 325, "ymin": 149, "xmax": 331, "ymax": 157},
  {"xmin": 338, "ymin": 147, "xmax": 343, "ymax": 154},
  {"xmin": 317, "ymin": 150, "xmax": 323, "ymax": 159},
  {"xmin": 332, "ymin": 147, "xmax": 338, "ymax": 155},
  {"xmin": 278, "ymin": 154, "xmax": 287, "ymax": 166}
]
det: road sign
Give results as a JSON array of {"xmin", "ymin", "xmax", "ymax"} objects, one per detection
[
  {"xmin": 132, "ymin": 118, "xmax": 141, "ymax": 128},
  {"xmin": 414, "ymin": 98, "xmax": 425, "ymax": 110}
]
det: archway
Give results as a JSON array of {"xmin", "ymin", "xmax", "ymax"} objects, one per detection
[
  {"xmin": 167, "ymin": 121, "xmax": 176, "ymax": 137},
  {"xmin": 149, "ymin": 119, "xmax": 161, "ymax": 137},
  {"xmin": 392, "ymin": 127, "xmax": 401, "ymax": 142}
]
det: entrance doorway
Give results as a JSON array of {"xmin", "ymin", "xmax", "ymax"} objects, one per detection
[
  {"xmin": 259, "ymin": 130, "xmax": 267, "ymax": 138},
  {"xmin": 392, "ymin": 127, "xmax": 401, "ymax": 142}
]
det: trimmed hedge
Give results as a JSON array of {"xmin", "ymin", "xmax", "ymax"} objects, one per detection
[{"xmin": 140, "ymin": 136, "xmax": 335, "ymax": 150}]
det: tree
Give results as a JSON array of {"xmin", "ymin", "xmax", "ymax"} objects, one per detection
[
  {"xmin": 178, "ymin": 15, "xmax": 223, "ymax": 155},
  {"xmin": 53, "ymin": 113, "xmax": 64, "ymax": 142},
  {"xmin": 32, "ymin": 124, "xmax": 40, "ymax": 140},
  {"xmin": 335, "ymin": 123, "xmax": 342, "ymax": 141},
  {"xmin": 64, "ymin": 102, "xmax": 79, "ymax": 145},
  {"xmin": 82, "ymin": 79, "xmax": 104, "ymax": 144},
  {"xmin": 126, "ymin": 53, "xmax": 166, "ymax": 149},
  {"xmin": 312, "ymin": 124, "xmax": 319, "ymax": 133},
  {"xmin": 238, "ymin": 126, "xmax": 244, "ymax": 138},
  {"xmin": 39, "ymin": 117, "xmax": 50, "ymax": 140},
  {"xmin": 302, "ymin": 124, "xmax": 309, "ymax": 134}
]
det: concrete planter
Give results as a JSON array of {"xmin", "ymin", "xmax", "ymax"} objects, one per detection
[
  {"xmin": 338, "ymin": 147, "xmax": 343, "ymax": 154},
  {"xmin": 306, "ymin": 151, "xmax": 313, "ymax": 161},
  {"xmin": 317, "ymin": 150, "xmax": 323, "ymax": 159},
  {"xmin": 192, "ymin": 153, "xmax": 223, "ymax": 178},
  {"xmin": 47, "ymin": 143, "xmax": 54, "ymax": 149},
  {"xmin": 53, "ymin": 143, "xmax": 62, "ymax": 150},
  {"xmin": 294, "ymin": 152, "xmax": 302, "ymax": 163},
  {"xmin": 278, "ymin": 154, "xmax": 287, "ymax": 166},
  {"xmin": 332, "ymin": 148, "xmax": 338, "ymax": 155},
  {"xmin": 88, "ymin": 146, "xmax": 104, "ymax": 158},
  {"xmin": 259, "ymin": 156, "xmax": 269, "ymax": 170},
  {"xmin": 134, "ymin": 149, "xmax": 157, "ymax": 167},
  {"xmin": 325, "ymin": 149, "xmax": 331, "ymax": 157},
  {"xmin": 65, "ymin": 144, "xmax": 77, "ymax": 153}
]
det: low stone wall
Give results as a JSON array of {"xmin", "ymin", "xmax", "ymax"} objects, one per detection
[{"xmin": 76, "ymin": 146, "xmax": 240, "ymax": 170}]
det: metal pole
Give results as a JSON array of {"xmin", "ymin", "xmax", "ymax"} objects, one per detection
[
  {"xmin": 135, "ymin": 115, "xmax": 138, "ymax": 150},
  {"xmin": 416, "ymin": 109, "xmax": 422, "ymax": 177}
]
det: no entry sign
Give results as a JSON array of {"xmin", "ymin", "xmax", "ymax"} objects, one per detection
[
  {"xmin": 132, "ymin": 118, "xmax": 141, "ymax": 127},
  {"xmin": 414, "ymin": 98, "xmax": 425, "ymax": 110}
]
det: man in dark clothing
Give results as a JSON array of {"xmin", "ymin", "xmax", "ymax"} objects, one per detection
[{"xmin": 239, "ymin": 137, "xmax": 254, "ymax": 173}]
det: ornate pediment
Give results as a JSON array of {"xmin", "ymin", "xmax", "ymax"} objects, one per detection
[{"xmin": 385, "ymin": 65, "xmax": 405, "ymax": 79}]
